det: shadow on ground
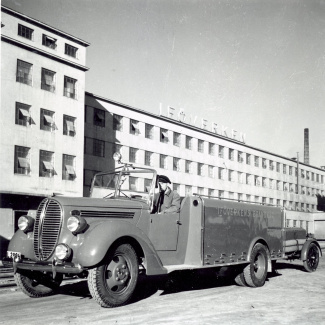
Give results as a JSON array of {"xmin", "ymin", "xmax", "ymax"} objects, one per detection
[{"xmin": 57, "ymin": 261, "xmax": 306, "ymax": 304}]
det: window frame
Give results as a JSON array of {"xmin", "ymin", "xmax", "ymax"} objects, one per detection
[
  {"xmin": 65, "ymin": 43, "xmax": 78, "ymax": 58},
  {"xmin": 39, "ymin": 150, "xmax": 56, "ymax": 178},
  {"xmin": 42, "ymin": 34, "xmax": 57, "ymax": 49},
  {"xmin": 41, "ymin": 68, "xmax": 56, "ymax": 92},
  {"xmin": 93, "ymin": 108, "xmax": 105, "ymax": 127},
  {"xmin": 63, "ymin": 76, "xmax": 77, "ymax": 99},
  {"xmin": 40, "ymin": 108, "xmax": 56, "ymax": 132},
  {"xmin": 16, "ymin": 59, "xmax": 33, "ymax": 86},
  {"xmin": 62, "ymin": 154, "xmax": 76, "ymax": 180},
  {"xmin": 14, "ymin": 145, "xmax": 31, "ymax": 175},
  {"xmin": 18, "ymin": 24, "xmax": 34, "ymax": 40},
  {"xmin": 63, "ymin": 115, "xmax": 76, "ymax": 136}
]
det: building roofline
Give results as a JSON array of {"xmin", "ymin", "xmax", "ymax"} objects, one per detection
[
  {"xmin": 1, "ymin": 5, "xmax": 90, "ymax": 47},
  {"xmin": 85, "ymin": 91, "xmax": 325, "ymax": 173},
  {"xmin": 2, "ymin": 35, "xmax": 89, "ymax": 72}
]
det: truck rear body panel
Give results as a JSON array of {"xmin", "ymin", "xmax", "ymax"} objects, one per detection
[{"xmin": 203, "ymin": 199, "xmax": 284, "ymax": 265}]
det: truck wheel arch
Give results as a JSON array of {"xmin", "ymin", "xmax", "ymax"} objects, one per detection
[
  {"xmin": 247, "ymin": 237, "xmax": 272, "ymax": 272},
  {"xmin": 300, "ymin": 239, "xmax": 322, "ymax": 262},
  {"xmin": 74, "ymin": 221, "xmax": 167, "ymax": 275}
]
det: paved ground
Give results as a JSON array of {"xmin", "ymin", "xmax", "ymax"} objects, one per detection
[{"xmin": 1, "ymin": 256, "xmax": 325, "ymax": 325}]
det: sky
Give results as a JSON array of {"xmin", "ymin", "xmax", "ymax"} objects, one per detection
[{"xmin": 2, "ymin": 0, "xmax": 325, "ymax": 168}]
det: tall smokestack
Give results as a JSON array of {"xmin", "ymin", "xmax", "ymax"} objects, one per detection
[{"xmin": 304, "ymin": 128, "xmax": 309, "ymax": 165}]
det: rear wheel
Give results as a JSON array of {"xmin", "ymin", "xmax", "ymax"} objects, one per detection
[
  {"xmin": 15, "ymin": 271, "xmax": 62, "ymax": 298},
  {"xmin": 88, "ymin": 243, "xmax": 139, "ymax": 308},
  {"xmin": 244, "ymin": 243, "xmax": 268, "ymax": 287},
  {"xmin": 234, "ymin": 271, "xmax": 248, "ymax": 287},
  {"xmin": 303, "ymin": 242, "xmax": 319, "ymax": 272}
]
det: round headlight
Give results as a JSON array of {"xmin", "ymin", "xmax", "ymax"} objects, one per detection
[
  {"xmin": 67, "ymin": 215, "xmax": 88, "ymax": 234},
  {"xmin": 55, "ymin": 244, "xmax": 71, "ymax": 261},
  {"xmin": 18, "ymin": 216, "xmax": 34, "ymax": 233}
]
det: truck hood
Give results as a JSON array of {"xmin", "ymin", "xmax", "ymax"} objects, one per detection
[{"xmin": 50, "ymin": 196, "xmax": 148, "ymax": 210}]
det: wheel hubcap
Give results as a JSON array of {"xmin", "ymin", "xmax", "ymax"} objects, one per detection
[{"xmin": 105, "ymin": 255, "xmax": 130, "ymax": 293}]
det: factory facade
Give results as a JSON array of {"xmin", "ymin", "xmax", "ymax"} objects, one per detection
[{"xmin": 84, "ymin": 92, "xmax": 325, "ymax": 213}]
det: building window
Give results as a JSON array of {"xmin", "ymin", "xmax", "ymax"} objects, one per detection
[
  {"xmin": 185, "ymin": 160, "xmax": 192, "ymax": 174},
  {"xmin": 145, "ymin": 124, "xmax": 154, "ymax": 139},
  {"xmin": 16, "ymin": 60, "xmax": 33, "ymax": 85},
  {"xmin": 238, "ymin": 151, "xmax": 244, "ymax": 163},
  {"xmin": 306, "ymin": 171, "xmax": 310, "ymax": 180},
  {"xmin": 173, "ymin": 183, "xmax": 180, "ymax": 193},
  {"xmin": 198, "ymin": 163, "xmax": 204, "ymax": 176},
  {"xmin": 15, "ymin": 102, "xmax": 33, "ymax": 126},
  {"xmin": 218, "ymin": 167, "xmax": 225, "ymax": 180},
  {"xmin": 246, "ymin": 154, "xmax": 251, "ymax": 165},
  {"xmin": 129, "ymin": 177, "xmax": 138, "ymax": 191},
  {"xmin": 208, "ymin": 189, "xmax": 215, "ymax": 197},
  {"xmin": 113, "ymin": 114, "xmax": 123, "ymax": 131},
  {"xmin": 144, "ymin": 179, "xmax": 152, "ymax": 192},
  {"xmin": 173, "ymin": 157, "xmax": 180, "ymax": 171},
  {"xmin": 262, "ymin": 197, "xmax": 267, "ymax": 205},
  {"xmin": 209, "ymin": 143, "xmax": 215, "ymax": 155},
  {"xmin": 93, "ymin": 108, "xmax": 105, "ymax": 127},
  {"xmin": 219, "ymin": 190, "xmax": 224, "ymax": 198},
  {"xmin": 160, "ymin": 154, "xmax": 167, "ymax": 169},
  {"xmin": 185, "ymin": 185, "xmax": 192, "ymax": 195},
  {"xmin": 238, "ymin": 193, "xmax": 243, "ymax": 202},
  {"xmin": 254, "ymin": 156, "xmax": 259, "ymax": 167},
  {"xmin": 277, "ymin": 181, "xmax": 281, "ymax": 191},
  {"xmin": 198, "ymin": 187, "xmax": 204, "ymax": 195},
  {"xmin": 218, "ymin": 146, "xmax": 224, "ymax": 158},
  {"xmin": 145, "ymin": 151, "xmax": 153, "ymax": 166},
  {"xmin": 254, "ymin": 176, "xmax": 260, "ymax": 186},
  {"xmin": 93, "ymin": 139, "xmax": 105, "ymax": 157},
  {"xmin": 42, "ymin": 34, "xmax": 57, "ymax": 49},
  {"xmin": 62, "ymin": 154, "xmax": 76, "ymax": 180},
  {"xmin": 40, "ymin": 109, "xmax": 56, "ymax": 131},
  {"xmin": 63, "ymin": 115, "xmax": 76, "ymax": 136},
  {"xmin": 173, "ymin": 132, "xmax": 181, "ymax": 146},
  {"xmin": 41, "ymin": 68, "xmax": 56, "ymax": 92},
  {"xmin": 185, "ymin": 136, "xmax": 192, "ymax": 150},
  {"xmin": 18, "ymin": 24, "xmax": 33, "ymax": 40},
  {"xmin": 229, "ymin": 149, "xmax": 234, "ymax": 161},
  {"xmin": 130, "ymin": 119, "xmax": 140, "ymax": 135},
  {"xmin": 246, "ymin": 174, "xmax": 251, "ymax": 185},
  {"xmin": 65, "ymin": 43, "xmax": 78, "ymax": 58},
  {"xmin": 246, "ymin": 194, "xmax": 251, "ymax": 202},
  {"xmin": 228, "ymin": 170, "xmax": 235, "ymax": 182},
  {"xmin": 14, "ymin": 146, "xmax": 30, "ymax": 175},
  {"xmin": 160, "ymin": 129, "xmax": 169, "ymax": 143},
  {"xmin": 39, "ymin": 150, "xmax": 56, "ymax": 177},
  {"xmin": 208, "ymin": 165, "xmax": 214, "ymax": 178},
  {"xmin": 238, "ymin": 172, "xmax": 243, "ymax": 183},
  {"xmin": 129, "ymin": 147, "xmax": 138, "ymax": 163},
  {"xmin": 276, "ymin": 162, "xmax": 280, "ymax": 172},
  {"xmin": 198, "ymin": 140, "xmax": 204, "ymax": 153},
  {"xmin": 64, "ymin": 76, "xmax": 77, "ymax": 99},
  {"xmin": 262, "ymin": 177, "xmax": 267, "ymax": 187},
  {"xmin": 270, "ymin": 160, "xmax": 274, "ymax": 171},
  {"xmin": 283, "ymin": 164, "xmax": 287, "ymax": 174},
  {"xmin": 262, "ymin": 158, "xmax": 267, "ymax": 169}
]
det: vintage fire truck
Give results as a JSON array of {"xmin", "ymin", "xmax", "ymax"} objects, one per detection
[{"xmin": 4, "ymin": 153, "xmax": 321, "ymax": 308}]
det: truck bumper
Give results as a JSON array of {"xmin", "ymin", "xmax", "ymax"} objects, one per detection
[{"xmin": 2, "ymin": 257, "xmax": 85, "ymax": 276}]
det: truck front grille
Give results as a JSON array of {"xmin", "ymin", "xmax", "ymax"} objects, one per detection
[{"xmin": 34, "ymin": 199, "xmax": 62, "ymax": 261}]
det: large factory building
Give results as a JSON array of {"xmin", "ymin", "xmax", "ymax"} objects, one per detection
[
  {"xmin": 0, "ymin": 6, "xmax": 89, "ymax": 257},
  {"xmin": 84, "ymin": 92, "xmax": 325, "ymax": 214}
]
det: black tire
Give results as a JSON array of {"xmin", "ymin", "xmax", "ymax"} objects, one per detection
[
  {"xmin": 234, "ymin": 271, "xmax": 248, "ymax": 287},
  {"xmin": 303, "ymin": 242, "xmax": 319, "ymax": 272},
  {"xmin": 88, "ymin": 243, "xmax": 139, "ymax": 308},
  {"xmin": 14, "ymin": 271, "xmax": 62, "ymax": 298},
  {"xmin": 244, "ymin": 243, "xmax": 268, "ymax": 287}
]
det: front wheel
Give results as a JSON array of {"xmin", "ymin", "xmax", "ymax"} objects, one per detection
[
  {"xmin": 303, "ymin": 242, "xmax": 319, "ymax": 272},
  {"xmin": 88, "ymin": 243, "xmax": 139, "ymax": 308},
  {"xmin": 244, "ymin": 243, "xmax": 268, "ymax": 287},
  {"xmin": 14, "ymin": 271, "xmax": 62, "ymax": 298}
]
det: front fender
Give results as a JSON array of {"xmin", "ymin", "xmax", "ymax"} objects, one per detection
[
  {"xmin": 300, "ymin": 239, "xmax": 322, "ymax": 261},
  {"xmin": 73, "ymin": 220, "xmax": 167, "ymax": 275},
  {"xmin": 8, "ymin": 230, "xmax": 35, "ymax": 259}
]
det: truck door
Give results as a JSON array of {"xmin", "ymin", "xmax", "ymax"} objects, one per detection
[{"xmin": 149, "ymin": 212, "xmax": 180, "ymax": 251}]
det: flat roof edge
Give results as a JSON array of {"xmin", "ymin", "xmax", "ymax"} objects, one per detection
[{"xmin": 1, "ymin": 5, "xmax": 90, "ymax": 47}]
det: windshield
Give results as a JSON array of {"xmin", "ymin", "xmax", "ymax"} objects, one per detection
[{"xmin": 90, "ymin": 168, "xmax": 156, "ymax": 202}]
